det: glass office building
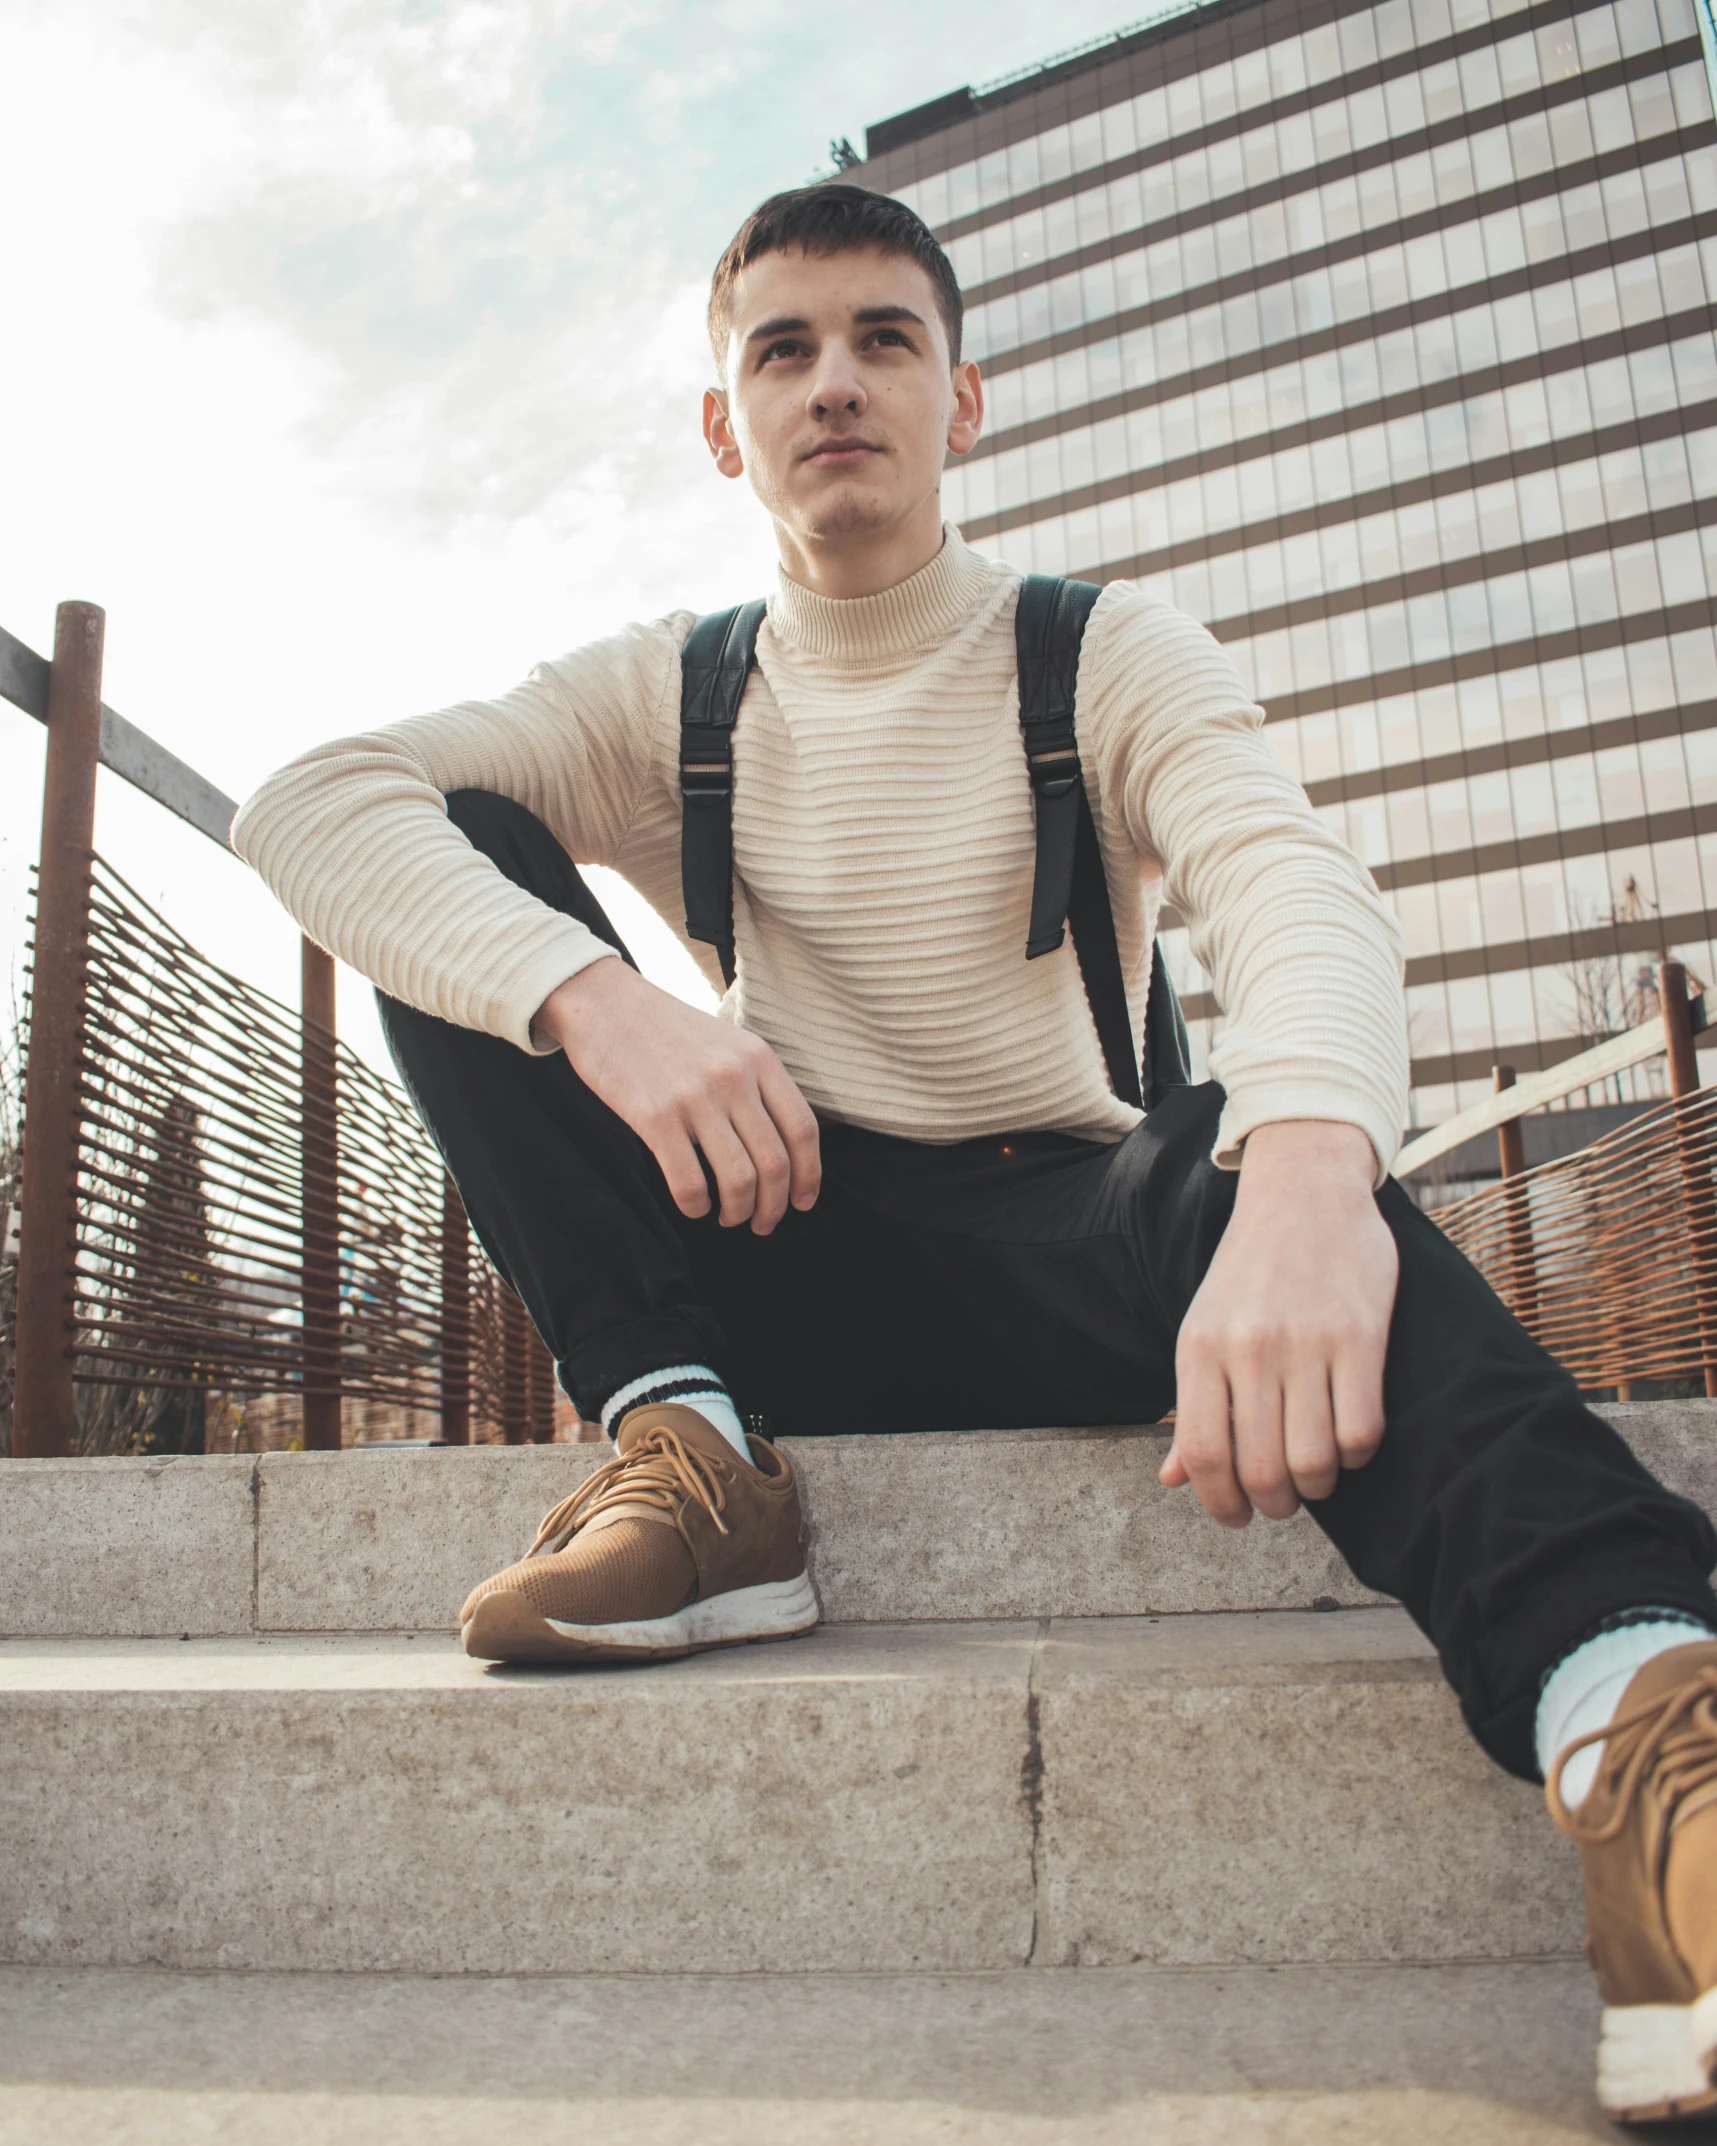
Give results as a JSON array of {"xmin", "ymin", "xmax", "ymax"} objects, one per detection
[{"xmin": 855, "ymin": 0, "xmax": 1717, "ymax": 1127}]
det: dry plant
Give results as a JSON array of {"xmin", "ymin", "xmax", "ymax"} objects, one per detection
[
  {"xmin": 1556, "ymin": 880, "xmax": 1700, "ymax": 1110},
  {"xmin": 0, "ymin": 971, "xmax": 21, "ymax": 1455}
]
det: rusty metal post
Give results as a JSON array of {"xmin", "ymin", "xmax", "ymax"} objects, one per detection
[
  {"xmin": 500, "ymin": 1289, "xmax": 529, "ymax": 1444},
  {"xmin": 1493, "ymin": 1065, "xmax": 1523, "ymax": 1180},
  {"xmin": 526, "ymin": 1326, "xmax": 556, "ymax": 1443},
  {"xmin": 438, "ymin": 1172, "xmax": 470, "ymax": 1445},
  {"xmin": 1662, "ymin": 960, "xmax": 1717, "ymax": 1396},
  {"xmin": 13, "ymin": 602, "xmax": 105, "ymax": 1458},
  {"xmin": 1664, "ymin": 958, "xmax": 1700, "ymax": 1099},
  {"xmin": 299, "ymin": 939, "xmax": 342, "ymax": 1448}
]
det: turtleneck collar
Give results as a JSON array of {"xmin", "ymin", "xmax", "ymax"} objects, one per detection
[{"xmin": 767, "ymin": 526, "xmax": 994, "ymax": 669}]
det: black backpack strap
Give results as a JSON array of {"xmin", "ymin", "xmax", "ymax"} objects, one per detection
[
  {"xmin": 1144, "ymin": 939, "xmax": 1191, "ymax": 1111},
  {"xmin": 1017, "ymin": 573, "xmax": 1189, "ymax": 1112},
  {"xmin": 679, "ymin": 599, "xmax": 767, "ymax": 988},
  {"xmin": 1015, "ymin": 574, "xmax": 1097, "ymax": 962}
]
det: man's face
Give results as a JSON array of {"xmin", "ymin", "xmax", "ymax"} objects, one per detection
[{"xmin": 704, "ymin": 245, "xmax": 982, "ymax": 550}]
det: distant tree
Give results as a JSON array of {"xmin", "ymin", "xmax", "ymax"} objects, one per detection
[
  {"xmin": 1557, "ymin": 879, "xmax": 1704, "ymax": 1107},
  {"xmin": 830, "ymin": 137, "xmax": 861, "ymax": 170},
  {"xmin": 124, "ymin": 1091, "xmax": 214, "ymax": 1454}
]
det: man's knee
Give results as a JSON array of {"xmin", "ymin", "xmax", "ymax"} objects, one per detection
[
  {"xmin": 443, "ymin": 789, "xmax": 634, "ymax": 962},
  {"xmin": 444, "ymin": 788, "xmax": 554, "ymax": 872}
]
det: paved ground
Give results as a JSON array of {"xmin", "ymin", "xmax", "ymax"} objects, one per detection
[{"xmin": 4, "ymin": 1958, "xmax": 1709, "ymax": 2144}]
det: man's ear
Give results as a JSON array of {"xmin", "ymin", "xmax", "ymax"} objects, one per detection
[
  {"xmin": 947, "ymin": 360, "xmax": 984, "ymax": 458},
  {"xmin": 703, "ymin": 387, "xmax": 745, "ymax": 480}
]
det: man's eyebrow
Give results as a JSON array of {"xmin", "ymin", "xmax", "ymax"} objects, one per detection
[
  {"xmin": 853, "ymin": 305, "xmax": 928, "ymax": 329},
  {"xmin": 745, "ymin": 315, "xmax": 811, "ymax": 345}
]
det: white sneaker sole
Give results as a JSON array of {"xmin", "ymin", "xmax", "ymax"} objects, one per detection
[
  {"xmin": 1596, "ymin": 1993, "xmax": 1717, "ymax": 2123},
  {"xmin": 463, "ymin": 1570, "xmax": 819, "ymax": 1663}
]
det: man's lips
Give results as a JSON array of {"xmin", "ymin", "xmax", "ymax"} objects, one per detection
[{"xmin": 803, "ymin": 439, "xmax": 883, "ymax": 466}]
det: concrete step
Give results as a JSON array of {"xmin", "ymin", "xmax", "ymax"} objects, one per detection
[
  {"xmin": 0, "ymin": 1609, "xmax": 1580, "ymax": 1977},
  {"xmin": 0, "ymin": 1958, "xmax": 1614, "ymax": 2143},
  {"xmin": 7, "ymin": 1400, "xmax": 1714, "ymax": 1638}
]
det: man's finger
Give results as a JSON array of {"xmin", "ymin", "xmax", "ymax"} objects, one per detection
[
  {"xmin": 1230, "ymin": 1361, "xmax": 1299, "ymax": 1521},
  {"xmin": 1283, "ymin": 1361, "xmax": 1340, "ymax": 1504},
  {"xmin": 1330, "ymin": 1329, "xmax": 1387, "ymax": 1471},
  {"xmin": 688, "ymin": 1110, "xmax": 760, "ymax": 1227},
  {"xmin": 728, "ymin": 1094, "xmax": 794, "ymax": 1235},
  {"xmin": 758, "ymin": 1058, "xmax": 822, "ymax": 1210},
  {"xmin": 649, "ymin": 1121, "xmax": 712, "ymax": 1220},
  {"xmin": 1173, "ymin": 1339, "xmax": 1250, "ymax": 1527}
]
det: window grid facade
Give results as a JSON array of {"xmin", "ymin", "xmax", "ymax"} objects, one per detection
[{"xmin": 859, "ymin": 0, "xmax": 1717, "ymax": 1126}]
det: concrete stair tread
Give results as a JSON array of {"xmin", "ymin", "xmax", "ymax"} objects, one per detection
[
  {"xmin": 0, "ymin": 1609, "xmax": 1580, "ymax": 1978},
  {"xmin": 0, "ymin": 1606, "xmax": 1441, "ymax": 1687},
  {"xmin": 9, "ymin": 1399, "xmax": 1713, "ymax": 1636},
  {"xmin": 1, "ymin": 1959, "xmax": 1615, "ymax": 2143}
]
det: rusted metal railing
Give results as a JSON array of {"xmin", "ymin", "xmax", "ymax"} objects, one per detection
[
  {"xmin": 11, "ymin": 603, "xmax": 105, "ymax": 1456},
  {"xmin": 63, "ymin": 858, "xmax": 447, "ymax": 1419},
  {"xmin": 3, "ymin": 602, "xmax": 583, "ymax": 1452},
  {"xmin": 1435, "ymin": 1082, "xmax": 1717, "ymax": 1393},
  {"xmin": 1420, "ymin": 962, "xmax": 1717, "ymax": 1394}
]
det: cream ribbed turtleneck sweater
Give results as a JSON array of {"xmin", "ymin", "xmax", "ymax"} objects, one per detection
[{"xmin": 232, "ymin": 531, "xmax": 1408, "ymax": 1174}]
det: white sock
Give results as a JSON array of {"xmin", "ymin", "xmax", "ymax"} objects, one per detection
[
  {"xmin": 599, "ymin": 1364, "xmax": 751, "ymax": 1465},
  {"xmin": 1535, "ymin": 1614, "xmax": 1716, "ymax": 1808}
]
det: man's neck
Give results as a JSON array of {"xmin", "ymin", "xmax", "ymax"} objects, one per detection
[{"xmin": 773, "ymin": 495, "xmax": 945, "ymax": 601}]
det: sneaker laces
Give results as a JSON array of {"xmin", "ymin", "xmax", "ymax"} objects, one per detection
[
  {"xmin": 1548, "ymin": 1665, "xmax": 1717, "ymax": 1840},
  {"xmin": 525, "ymin": 1425, "xmax": 732, "ymax": 1558}
]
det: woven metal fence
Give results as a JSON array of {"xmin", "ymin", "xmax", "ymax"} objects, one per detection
[
  {"xmin": 25, "ymin": 854, "xmax": 558, "ymax": 1446},
  {"xmin": 75, "ymin": 854, "xmax": 439, "ymax": 1403},
  {"xmin": 3, "ymin": 602, "xmax": 585, "ymax": 1455},
  {"xmin": 1433, "ymin": 1085, "xmax": 1717, "ymax": 1392}
]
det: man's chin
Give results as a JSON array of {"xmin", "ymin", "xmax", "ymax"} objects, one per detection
[{"xmin": 796, "ymin": 486, "xmax": 902, "ymax": 542}]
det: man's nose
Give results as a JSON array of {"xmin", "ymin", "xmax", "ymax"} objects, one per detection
[{"xmin": 809, "ymin": 347, "xmax": 867, "ymax": 420}]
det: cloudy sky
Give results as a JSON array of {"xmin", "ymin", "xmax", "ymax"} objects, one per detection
[{"xmin": 2, "ymin": 0, "xmax": 1149, "ymax": 1070}]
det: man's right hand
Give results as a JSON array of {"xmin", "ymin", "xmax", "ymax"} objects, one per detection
[{"xmin": 534, "ymin": 958, "xmax": 821, "ymax": 1234}]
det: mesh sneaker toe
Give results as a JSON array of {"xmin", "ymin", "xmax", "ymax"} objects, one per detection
[
  {"xmin": 1549, "ymin": 1640, "xmax": 1717, "ymax": 2124},
  {"xmin": 459, "ymin": 1402, "xmax": 817, "ymax": 1663}
]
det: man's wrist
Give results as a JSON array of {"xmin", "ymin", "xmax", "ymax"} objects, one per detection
[
  {"xmin": 1239, "ymin": 1119, "xmax": 1378, "ymax": 1193},
  {"xmin": 533, "ymin": 952, "xmax": 628, "ymax": 1051}
]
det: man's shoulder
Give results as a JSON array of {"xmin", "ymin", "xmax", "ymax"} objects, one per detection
[
  {"xmin": 525, "ymin": 610, "xmax": 703, "ymax": 711},
  {"xmin": 1083, "ymin": 577, "xmax": 1203, "ymax": 639},
  {"xmin": 1074, "ymin": 581, "xmax": 1261, "ymax": 737}
]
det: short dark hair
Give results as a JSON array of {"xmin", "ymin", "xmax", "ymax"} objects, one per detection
[{"xmin": 707, "ymin": 182, "xmax": 963, "ymax": 370}]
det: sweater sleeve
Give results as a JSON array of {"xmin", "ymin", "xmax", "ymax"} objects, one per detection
[
  {"xmin": 230, "ymin": 616, "xmax": 687, "ymax": 1053},
  {"xmin": 1083, "ymin": 586, "xmax": 1408, "ymax": 1182}
]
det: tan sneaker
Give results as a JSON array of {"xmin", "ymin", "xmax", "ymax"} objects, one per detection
[
  {"xmin": 459, "ymin": 1402, "xmax": 817, "ymax": 1663},
  {"xmin": 1548, "ymin": 1640, "xmax": 1717, "ymax": 2124}
]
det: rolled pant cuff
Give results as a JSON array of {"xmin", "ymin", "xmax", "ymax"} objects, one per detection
[
  {"xmin": 562, "ymin": 1315, "xmax": 731, "ymax": 1425},
  {"xmin": 1460, "ymin": 1553, "xmax": 1717, "ymax": 1780}
]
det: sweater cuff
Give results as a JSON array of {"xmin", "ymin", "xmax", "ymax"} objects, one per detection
[
  {"xmin": 1213, "ymin": 1085, "xmax": 1400, "ymax": 1189},
  {"xmin": 506, "ymin": 932, "xmax": 622, "ymax": 1056}
]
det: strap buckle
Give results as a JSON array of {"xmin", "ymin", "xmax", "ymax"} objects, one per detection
[
  {"xmin": 679, "ymin": 758, "xmax": 732, "ymax": 802},
  {"xmin": 1024, "ymin": 721, "xmax": 1080, "ymax": 802}
]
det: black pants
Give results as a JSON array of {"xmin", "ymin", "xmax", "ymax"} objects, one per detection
[{"xmin": 381, "ymin": 792, "xmax": 1717, "ymax": 1779}]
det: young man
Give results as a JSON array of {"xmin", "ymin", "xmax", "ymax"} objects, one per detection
[{"xmin": 235, "ymin": 185, "xmax": 1717, "ymax": 2121}]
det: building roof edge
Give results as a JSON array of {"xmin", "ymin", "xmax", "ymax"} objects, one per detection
[{"xmin": 863, "ymin": 0, "xmax": 1261, "ymax": 159}]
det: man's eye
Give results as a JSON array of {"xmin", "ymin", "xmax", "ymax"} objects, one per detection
[{"xmin": 762, "ymin": 340, "xmax": 804, "ymax": 363}]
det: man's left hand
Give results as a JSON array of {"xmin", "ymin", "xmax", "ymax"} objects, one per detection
[{"xmin": 1161, "ymin": 1120, "xmax": 1398, "ymax": 1526}]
